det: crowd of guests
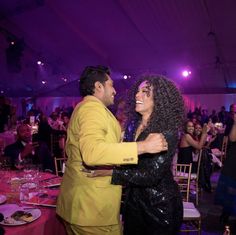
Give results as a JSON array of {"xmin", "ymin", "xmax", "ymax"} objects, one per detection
[
  {"xmin": 186, "ymin": 104, "xmax": 234, "ymax": 127},
  {"xmin": 1, "ymin": 73, "xmax": 236, "ymax": 234},
  {"xmin": 0, "ymin": 105, "xmax": 72, "ymax": 173}
]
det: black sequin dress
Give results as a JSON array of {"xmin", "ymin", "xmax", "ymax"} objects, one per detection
[{"xmin": 111, "ymin": 122, "xmax": 183, "ymax": 235}]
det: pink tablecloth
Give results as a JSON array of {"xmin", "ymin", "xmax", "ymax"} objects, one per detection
[{"xmin": 0, "ymin": 171, "xmax": 67, "ymax": 235}]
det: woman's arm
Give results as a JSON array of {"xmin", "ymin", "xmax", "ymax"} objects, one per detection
[
  {"xmin": 111, "ymin": 132, "xmax": 177, "ymax": 187},
  {"xmin": 185, "ymin": 124, "xmax": 208, "ymax": 149},
  {"xmin": 84, "ymin": 132, "xmax": 176, "ymax": 187}
]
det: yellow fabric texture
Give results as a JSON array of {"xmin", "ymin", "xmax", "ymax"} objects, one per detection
[{"xmin": 56, "ymin": 96, "xmax": 138, "ymax": 226}]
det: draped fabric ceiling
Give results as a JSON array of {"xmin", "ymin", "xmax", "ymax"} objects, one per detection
[{"xmin": 0, "ymin": 0, "xmax": 236, "ymax": 97}]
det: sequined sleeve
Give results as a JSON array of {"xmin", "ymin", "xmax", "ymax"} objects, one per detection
[{"xmin": 111, "ymin": 132, "xmax": 177, "ymax": 187}]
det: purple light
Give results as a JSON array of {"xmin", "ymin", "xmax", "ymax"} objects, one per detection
[
  {"xmin": 182, "ymin": 70, "xmax": 191, "ymax": 78},
  {"xmin": 41, "ymin": 80, "xmax": 46, "ymax": 84},
  {"xmin": 123, "ymin": 75, "xmax": 128, "ymax": 80},
  {"xmin": 37, "ymin": 60, "xmax": 44, "ymax": 65}
]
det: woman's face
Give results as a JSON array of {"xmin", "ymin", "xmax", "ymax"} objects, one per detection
[
  {"xmin": 186, "ymin": 121, "xmax": 194, "ymax": 135},
  {"xmin": 194, "ymin": 124, "xmax": 202, "ymax": 136},
  {"xmin": 135, "ymin": 81, "xmax": 154, "ymax": 116}
]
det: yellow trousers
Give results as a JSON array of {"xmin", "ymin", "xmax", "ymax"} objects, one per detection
[{"xmin": 64, "ymin": 221, "xmax": 122, "ymax": 235}]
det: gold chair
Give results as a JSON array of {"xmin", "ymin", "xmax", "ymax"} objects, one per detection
[
  {"xmin": 181, "ymin": 202, "xmax": 201, "ymax": 235},
  {"xmin": 220, "ymin": 136, "xmax": 228, "ymax": 163},
  {"xmin": 54, "ymin": 157, "xmax": 67, "ymax": 176},
  {"xmin": 190, "ymin": 149, "xmax": 202, "ymax": 205},
  {"xmin": 50, "ymin": 133, "xmax": 66, "ymax": 158},
  {"xmin": 173, "ymin": 163, "xmax": 201, "ymax": 234},
  {"xmin": 173, "ymin": 163, "xmax": 192, "ymax": 202}
]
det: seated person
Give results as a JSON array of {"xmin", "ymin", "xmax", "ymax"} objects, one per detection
[
  {"xmin": 4, "ymin": 124, "xmax": 54, "ymax": 172},
  {"xmin": 36, "ymin": 113, "xmax": 66, "ymax": 157},
  {"xmin": 178, "ymin": 120, "xmax": 208, "ymax": 173}
]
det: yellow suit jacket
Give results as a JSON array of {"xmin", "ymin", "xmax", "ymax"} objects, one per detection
[{"xmin": 56, "ymin": 96, "xmax": 138, "ymax": 226}]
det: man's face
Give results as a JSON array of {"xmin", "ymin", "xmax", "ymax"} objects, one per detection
[
  {"xmin": 101, "ymin": 75, "xmax": 116, "ymax": 106},
  {"xmin": 17, "ymin": 124, "xmax": 32, "ymax": 143}
]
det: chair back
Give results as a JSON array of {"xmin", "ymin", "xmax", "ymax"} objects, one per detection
[
  {"xmin": 173, "ymin": 163, "xmax": 192, "ymax": 202},
  {"xmin": 50, "ymin": 133, "xmax": 66, "ymax": 158},
  {"xmin": 54, "ymin": 157, "xmax": 67, "ymax": 176},
  {"xmin": 190, "ymin": 149, "xmax": 202, "ymax": 205},
  {"xmin": 220, "ymin": 136, "xmax": 228, "ymax": 162}
]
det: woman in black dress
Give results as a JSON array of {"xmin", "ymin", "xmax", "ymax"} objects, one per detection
[{"xmin": 87, "ymin": 75, "xmax": 185, "ymax": 234}]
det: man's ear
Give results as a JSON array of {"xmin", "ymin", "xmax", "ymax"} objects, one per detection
[{"xmin": 95, "ymin": 81, "xmax": 102, "ymax": 90}]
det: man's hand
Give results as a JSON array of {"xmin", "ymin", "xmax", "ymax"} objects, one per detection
[
  {"xmin": 21, "ymin": 143, "xmax": 35, "ymax": 158},
  {"xmin": 81, "ymin": 168, "xmax": 113, "ymax": 177},
  {"xmin": 137, "ymin": 133, "xmax": 168, "ymax": 154}
]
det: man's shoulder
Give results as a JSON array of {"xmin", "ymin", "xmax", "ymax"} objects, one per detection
[
  {"xmin": 4, "ymin": 140, "xmax": 22, "ymax": 151},
  {"xmin": 77, "ymin": 97, "xmax": 104, "ymax": 112}
]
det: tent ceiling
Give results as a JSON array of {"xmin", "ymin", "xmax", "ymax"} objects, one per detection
[{"xmin": 0, "ymin": 0, "xmax": 236, "ymax": 97}]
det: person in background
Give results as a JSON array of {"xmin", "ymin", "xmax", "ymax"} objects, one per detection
[
  {"xmin": 56, "ymin": 65, "xmax": 168, "ymax": 235},
  {"xmin": 218, "ymin": 106, "xmax": 227, "ymax": 125},
  {"xmin": 178, "ymin": 120, "xmax": 208, "ymax": 173},
  {"xmin": 215, "ymin": 113, "xmax": 236, "ymax": 224},
  {"xmin": 0, "ymin": 96, "xmax": 11, "ymax": 132},
  {"xmin": 85, "ymin": 75, "xmax": 185, "ymax": 235},
  {"xmin": 4, "ymin": 123, "xmax": 54, "ymax": 171},
  {"xmin": 209, "ymin": 109, "xmax": 219, "ymax": 124},
  {"xmin": 194, "ymin": 123, "xmax": 215, "ymax": 192},
  {"xmin": 48, "ymin": 112, "xmax": 65, "ymax": 131},
  {"xmin": 61, "ymin": 112, "xmax": 70, "ymax": 130}
]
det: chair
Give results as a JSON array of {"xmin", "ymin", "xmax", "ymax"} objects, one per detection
[
  {"xmin": 50, "ymin": 133, "xmax": 66, "ymax": 158},
  {"xmin": 181, "ymin": 202, "xmax": 201, "ymax": 235},
  {"xmin": 220, "ymin": 136, "xmax": 228, "ymax": 163},
  {"xmin": 54, "ymin": 157, "xmax": 67, "ymax": 176},
  {"xmin": 173, "ymin": 163, "xmax": 192, "ymax": 202},
  {"xmin": 173, "ymin": 163, "xmax": 201, "ymax": 234},
  {"xmin": 190, "ymin": 150, "xmax": 202, "ymax": 205}
]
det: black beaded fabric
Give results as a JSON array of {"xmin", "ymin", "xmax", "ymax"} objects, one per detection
[{"xmin": 111, "ymin": 122, "xmax": 183, "ymax": 235}]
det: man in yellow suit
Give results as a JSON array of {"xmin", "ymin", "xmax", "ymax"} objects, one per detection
[{"xmin": 56, "ymin": 65, "xmax": 168, "ymax": 235}]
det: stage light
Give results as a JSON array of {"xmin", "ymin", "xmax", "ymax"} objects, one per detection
[
  {"xmin": 41, "ymin": 80, "xmax": 46, "ymax": 84},
  {"xmin": 182, "ymin": 70, "xmax": 191, "ymax": 78},
  {"xmin": 123, "ymin": 75, "xmax": 128, "ymax": 80},
  {"xmin": 37, "ymin": 60, "xmax": 44, "ymax": 65}
]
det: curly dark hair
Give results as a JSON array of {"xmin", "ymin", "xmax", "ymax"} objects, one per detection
[
  {"xmin": 124, "ymin": 74, "xmax": 185, "ymax": 134},
  {"xmin": 79, "ymin": 65, "xmax": 110, "ymax": 97}
]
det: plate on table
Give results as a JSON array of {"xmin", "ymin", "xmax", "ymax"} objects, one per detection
[
  {"xmin": 42, "ymin": 177, "xmax": 61, "ymax": 188},
  {"xmin": 21, "ymin": 182, "xmax": 37, "ymax": 189},
  {"xmin": 0, "ymin": 204, "xmax": 41, "ymax": 226},
  {"xmin": 0, "ymin": 195, "xmax": 6, "ymax": 204}
]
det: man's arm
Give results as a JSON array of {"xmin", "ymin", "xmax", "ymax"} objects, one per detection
[{"xmin": 71, "ymin": 102, "xmax": 167, "ymax": 166}]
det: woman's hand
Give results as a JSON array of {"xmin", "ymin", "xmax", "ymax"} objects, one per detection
[{"xmin": 81, "ymin": 168, "xmax": 113, "ymax": 177}]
